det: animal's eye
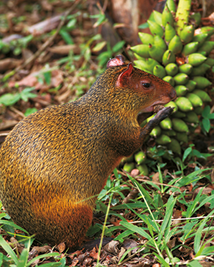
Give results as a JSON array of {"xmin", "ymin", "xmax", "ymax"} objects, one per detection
[{"xmin": 142, "ymin": 82, "xmax": 151, "ymax": 88}]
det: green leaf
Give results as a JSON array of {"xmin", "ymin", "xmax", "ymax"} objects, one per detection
[
  {"xmin": 20, "ymin": 87, "xmax": 37, "ymax": 102},
  {"xmin": 27, "ymin": 252, "xmax": 60, "ymax": 266},
  {"xmin": 93, "ymin": 13, "xmax": 106, "ymax": 27},
  {"xmin": 182, "ymin": 146, "xmax": 192, "ymax": 162},
  {"xmin": 153, "ymin": 252, "xmax": 170, "ymax": 267},
  {"xmin": 120, "ymin": 220, "xmax": 151, "ymax": 240},
  {"xmin": 24, "ymin": 108, "xmax": 38, "ymax": 116},
  {"xmin": 0, "ymin": 253, "xmax": 3, "ymax": 266},
  {"xmin": 59, "ymin": 29, "xmax": 74, "ymax": 44},
  {"xmin": 202, "ymin": 105, "xmax": 210, "ymax": 118},
  {"xmin": 112, "ymin": 40, "xmax": 125, "ymax": 53},
  {"xmin": 194, "ymin": 209, "xmax": 214, "ymax": 255},
  {"xmin": 66, "ymin": 18, "xmax": 77, "ymax": 29},
  {"xmin": 159, "ymin": 195, "xmax": 176, "ymax": 242},
  {"xmin": 92, "ymin": 41, "xmax": 106, "ymax": 52},
  {"xmin": 43, "ymin": 71, "xmax": 51, "ymax": 85},
  {"xmin": 202, "ymin": 117, "xmax": 210, "ymax": 132},
  {"xmin": 0, "ymin": 219, "xmax": 29, "ymax": 233},
  {"xmin": 0, "ymin": 93, "xmax": 20, "ymax": 106},
  {"xmin": 187, "ymin": 260, "xmax": 202, "ymax": 267},
  {"xmin": 138, "ymin": 22, "xmax": 149, "ymax": 29},
  {"xmin": 17, "ymin": 248, "xmax": 28, "ymax": 267},
  {"xmin": 0, "ymin": 235, "xmax": 18, "ymax": 265},
  {"xmin": 185, "ymin": 188, "xmax": 202, "ymax": 218}
]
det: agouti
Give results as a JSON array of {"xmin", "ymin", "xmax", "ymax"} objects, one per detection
[{"xmin": 0, "ymin": 55, "xmax": 176, "ymax": 249}]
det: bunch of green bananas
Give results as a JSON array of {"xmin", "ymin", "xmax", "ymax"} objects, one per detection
[{"xmin": 129, "ymin": 0, "xmax": 214, "ymax": 166}]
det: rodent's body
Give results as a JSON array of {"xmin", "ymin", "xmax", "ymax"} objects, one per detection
[{"xmin": 0, "ymin": 56, "xmax": 176, "ymax": 248}]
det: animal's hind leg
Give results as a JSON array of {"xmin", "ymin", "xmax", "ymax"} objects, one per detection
[{"xmin": 31, "ymin": 200, "xmax": 93, "ymax": 249}]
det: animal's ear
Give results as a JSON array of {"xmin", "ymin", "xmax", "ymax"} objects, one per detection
[
  {"xmin": 116, "ymin": 63, "xmax": 133, "ymax": 87},
  {"xmin": 107, "ymin": 55, "xmax": 125, "ymax": 68}
]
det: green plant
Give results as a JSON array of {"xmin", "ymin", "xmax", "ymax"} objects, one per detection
[
  {"xmin": 105, "ymin": 167, "xmax": 214, "ymax": 266},
  {"xmin": 200, "ymin": 105, "xmax": 214, "ymax": 133},
  {"xmin": 0, "ymin": 87, "xmax": 37, "ymax": 106}
]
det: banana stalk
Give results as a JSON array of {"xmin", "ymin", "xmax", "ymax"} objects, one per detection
[{"xmin": 175, "ymin": 0, "xmax": 192, "ymax": 34}]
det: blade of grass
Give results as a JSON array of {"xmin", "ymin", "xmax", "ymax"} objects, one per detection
[
  {"xmin": 0, "ymin": 235, "xmax": 18, "ymax": 265},
  {"xmin": 158, "ymin": 195, "xmax": 176, "ymax": 242},
  {"xmin": 27, "ymin": 253, "xmax": 60, "ymax": 266},
  {"xmin": 194, "ymin": 209, "xmax": 214, "ymax": 256}
]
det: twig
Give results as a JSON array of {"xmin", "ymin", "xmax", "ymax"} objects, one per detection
[{"xmin": 12, "ymin": 0, "xmax": 82, "ymax": 75}]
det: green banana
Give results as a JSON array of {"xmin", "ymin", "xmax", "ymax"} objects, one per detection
[
  {"xmin": 153, "ymin": 65, "xmax": 167, "ymax": 79},
  {"xmin": 162, "ymin": 50, "xmax": 176, "ymax": 66},
  {"xmin": 192, "ymin": 33, "xmax": 208, "ymax": 47},
  {"xmin": 197, "ymin": 41, "xmax": 214, "ymax": 55},
  {"xmin": 179, "ymin": 25, "xmax": 194, "ymax": 43},
  {"xmin": 175, "ymin": 85, "xmax": 188, "ymax": 96},
  {"xmin": 149, "ymin": 44, "xmax": 165, "ymax": 62},
  {"xmin": 185, "ymin": 80, "xmax": 196, "ymax": 91},
  {"xmin": 193, "ymin": 89, "xmax": 212, "ymax": 102},
  {"xmin": 204, "ymin": 57, "xmax": 214, "ymax": 66},
  {"xmin": 148, "ymin": 20, "xmax": 164, "ymax": 37},
  {"xmin": 163, "ymin": 76, "xmax": 175, "ymax": 86},
  {"xmin": 199, "ymin": 26, "xmax": 214, "ymax": 37},
  {"xmin": 138, "ymin": 32, "xmax": 154, "ymax": 44},
  {"xmin": 182, "ymin": 42, "xmax": 199, "ymax": 56},
  {"xmin": 190, "ymin": 12, "xmax": 201, "ymax": 27},
  {"xmin": 167, "ymin": 138, "xmax": 181, "ymax": 155},
  {"xmin": 162, "ymin": 5, "xmax": 174, "ymax": 27},
  {"xmin": 150, "ymin": 126, "xmax": 162, "ymax": 137},
  {"xmin": 134, "ymin": 58, "xmax": 160, "ymax": 73},
  {"xmin": 175, "ymin": 97, "xmax": 193, "ymax": 112},
  {"xmin": 184, "ymin": 111, "xmax": 199, "ymax": 123},
  {"xmin": 186, "ymin": 93, "xmax": 203, "ymax": 107},
  {"xmin": 172, "ymin": 118, "xmax": 189, "ymax": 132},
  {"xmin": 162, "ymin": 130, "xmax": 176, "ymax": 136},
  {"xmin": 187, "ymin": 53, "xmax": 207, "ymax": 66},
  {"xmin": 154, "ymin": 35, "xmax": 167, "ymax": 50},
  {"xmin": 131, "ymin": 45, "xmax": 150, "ymax": 58},
  {"xmin": 173, "ymin": 111, "xmax": 186, "ymax": 118},
  {"xmin": 153, "ymin": 10, "xmax": 162, "ymax": 25},
  {"xmin": 176, "ymin": 132, "xmax": 188, "ymax": 143},
  {"xmin": 192, "ymin": 76, "xmax": 212, "ymax": 89},
  {"xmin": 156, "ymin": 134, "xmax": 171, "ymax": 145},
  {"xmin": 123, "ymin": 163, "xmax": 135, "ymax": 173},
  {"xmin": 168, "ymin": 35, "xmax": 183, "ymax": 54},
  {"xmin": 135, "ymin": 151, "xmax": 146, "ymax": 165},
  {"xmin": 165, "ymin": 23, "xmax": 176, "ymax": 42},
  {"xmin": 160, "ymin": 117, "xmax": 172, "ymax": 130},
  {"xmin": 164, "ymin": 101, "xmax": 178, "ymax": 113},
  {"xmin": 137, "ymin": 164, "xmax": 149, "ymax": 176},
  {"xmin": 166, "ymin": 0, "xmax": 176, "ymax": 13},
  {"xmin": 191, "ymin": 63, "xmax": 210, "ymax": 76},
  {"xmin": 165, "ymin": 63, "xmax": 178, "ymax": 76},
  {"xmin": 173, "ymin": 73, "xmax": 189, "ymax": 85},
  {"xmin": 178, "ymin": 64, "xmax": 192, "ymax": 74}
]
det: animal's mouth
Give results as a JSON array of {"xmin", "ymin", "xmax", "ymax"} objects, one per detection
[{"xmin": 137, "ymin": 94, "xmax": 176, "ymax": 125}]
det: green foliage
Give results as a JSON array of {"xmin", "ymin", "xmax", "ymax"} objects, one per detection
[
  {"xmin": 201, "ymin": 105, "xmax": 214, "ymax": 133},
  {"xmin": 0, "ymin": 87, "xmax": 37, "ymax": 106},
  {"xmin": 107, "ymin": 167, "xmax": 214, "ymax": 266},
  {"xmin": 0, "ymin": 35, "xmax": 33, "ymax": 55}
]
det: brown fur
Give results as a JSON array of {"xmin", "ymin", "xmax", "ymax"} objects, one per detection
[{"xmin": 0, "ymin": 60, "xmax": 176, "ymax": 248}]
